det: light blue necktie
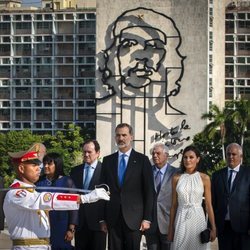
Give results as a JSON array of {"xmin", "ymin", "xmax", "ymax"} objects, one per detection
[
  {"xmin": 118, "ymin": 154, "xmax": 126, "ymax": 185},
  {"xmin": 83, "ymin": 165, "xmax": 91, "ymax": 189}
]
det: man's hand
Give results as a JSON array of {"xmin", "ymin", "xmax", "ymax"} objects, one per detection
[
  {"xmin": 100, "ymin": 221, "xmax": 108, "ymax": 234},
  {"xmin": 81, "ymin": 188, "xmax": 110, "ymax": 203},
  {"xmin": 139, "ymin": 220, "xmax": 150, "ymax": 232}
]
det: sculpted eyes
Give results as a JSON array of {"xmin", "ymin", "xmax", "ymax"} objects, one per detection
[
  {"xmin": 145, "ymin": 41, "xmax": 158, "ymax": 48},
  {"xmin": 120, "ymin": 39, "xmax": 137, "ymax": 48}
]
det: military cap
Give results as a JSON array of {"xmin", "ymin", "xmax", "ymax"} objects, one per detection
[{"xmin": 8, "ymin": 147, "xmax": 42, "ymax": 165}]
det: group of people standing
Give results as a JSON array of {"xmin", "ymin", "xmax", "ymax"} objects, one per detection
[{"xmin": 1, "ymin": 123, "xmax": 250, "ymax": 250}]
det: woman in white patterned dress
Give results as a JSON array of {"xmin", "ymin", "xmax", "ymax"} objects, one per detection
[{"xmin": 167, "ymin": 145, "xmax": 216, "ymax": 250}]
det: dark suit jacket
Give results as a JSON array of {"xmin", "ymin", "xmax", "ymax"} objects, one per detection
[
  {"xmin": 0, "ymin": 177, "xmax": 4, "ymax": 231},
  {"xmin": 212, "ymin": 165, "xmax": 250, "ymax": 234},
  {"xmin": 146, "ymin": 164, "xmax": 179, "ymax": 235},
  {"xmin": 70, "ymin": 162, "xmax": 103, "ymax": 231},
  {"xmin": 100, "ymin": 149, "xmax": 154, "ymax": 230}
]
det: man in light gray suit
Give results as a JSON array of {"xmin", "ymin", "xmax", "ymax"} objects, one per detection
[{"xmin": 145, "ymin": 143, "xmax": 179, "ymax": 250}]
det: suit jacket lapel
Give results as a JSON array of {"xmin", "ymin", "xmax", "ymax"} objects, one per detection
[
  {"xmin": 122, "ymin": 149, "xmax": 135, "ymax": 187},
  {"xmin": 162, "ymin": 164, "xmax": 173, "ymax": 184},
  {"xmin": 222, "ymin": 168, "xmax": 229, "ymax": 193},
  {"xmin": 88, "ymin": 162, "xmax": 101, "ymax": 189},
  {"xmin": 158, "ymin": 164, "xmax": 174, "ymax": 194},
  {"xmin": 74, "ymin": 164, "xmax": 84, "ymax": 189},
  {"xmin": 231, "ymin": 165, "xmax": 243, "ymax": 193},
  {"xmin": 111, "ymin": 152, "xmax": 120, "ymax": 188}
]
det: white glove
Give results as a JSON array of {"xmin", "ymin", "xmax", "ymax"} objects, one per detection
[{"xmin": 81, "ymin": 188, "xmax": 110, "ymax": 203}]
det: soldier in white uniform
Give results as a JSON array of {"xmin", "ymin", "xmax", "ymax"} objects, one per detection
[{"xmin": 4, "ymin": 147, "xmax": 110, "ymax": 250}]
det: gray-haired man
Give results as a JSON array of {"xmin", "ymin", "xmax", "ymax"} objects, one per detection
[{"xmin": 145, "ymin": 143, "xmax": 179, "ymax": 250}]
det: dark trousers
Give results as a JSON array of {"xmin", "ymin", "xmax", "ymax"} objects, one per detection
[
  {"xmin": 218, "ymin": 221, "xmax": 250, "ymax": 250},
  {"xmin": 108, "ymin": 214, "xmax": 142, "ymax": 250},
  {"xmin": 75, "ymin": 225, "xmax": 106, "ymax": 250},
  {"xmin": 145, "ymin": 227, "xmax": 170, "ymax": 250}
]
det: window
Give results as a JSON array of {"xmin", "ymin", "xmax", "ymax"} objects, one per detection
[
  {"xmin": 3, "ymin": 37, "xmax": 10, "ymax": 42},
  {"xmin": 209, "ymin": 31, "xmax": 213, "ymax": 40},
  {"xmin": 16, "ymin": 23, "xmax": 31, "ymax": 30},
  {"xmin": 226, "ymin": 35, "xmax": 234, "ymax": 41},
  {"xmin": 86, "ymin": 57, "xmax": 95, "ymax": 63},
  {"xmin": 225, "ymin": 79, "xmax": 234, "ymax": 86},
  {"xmin": 14, "ymin": 15, "xmax": 21, "ymax": 21},
  {"xmin": 23, "ymin": 36, "xmax": 31, "ymax": 43},
  {"xmin": 37, "ymin": 22, "xmax": 51, "ymax": 29},
  {"xmin": 86, "ymin": 100, "xmax": 95, "ymax": 107},
  {"xmin": 237, "ymin": 79, "xmax": 245, "ymax": 85},
  {"xmin": 44, "ymin": 36, "xmax": 52, "ymax": 42},
  {"xmin": 44, "ymin": 101, "xmax": 52, "ymax": 107},
  {"xmin": 23, "ymin": 123, "xmax": 31, "ymax": 128},
  {"xmin": 238, "ymin": 20, "xmax": 250, "ymax": 29},
  {"xmin": 209, "ymin": 7, "xmax": 213, "ymax": 16},
  {"xmin": 237, "ymin": 57, "xmax": 245, "ymax": 63},
  {"xmin": 237, "ymin": 35, "xmax": 245, "ymax": 41},
  {"xmin": 35, "ymin": 15, "xmax": 43, "ymax": 20},
  {"xmin": 225, "ymin": 57, "xmax": 234, "ymax": 63},
  {"xmin": 44, "ymin": 14, "xmax": 52, "ymax": 20},
  {"xmin": 66, "ymin": 14, "xmax": 73, "ymax": 20},
  {"xmin": 225, "ymin": 65, "xmax": 234, "ymax": 77},
  {"xmin": 3, "ymin": 15, "xmax": 10, "ymax": 21},
  {"xmin": 238, "ymin": 13, "xmax": 245, "ymax": 20},
  {"xmin": 86, "ymin": 13, "xmax": 95, "ymax": 20},
  {"xmin": 23, "ymin": 15, "xmax": 31, "ymax": 21},
  {"xmin": 86, "ymin": 35, "xmax": 95, "ymax": 41},
  {"xmin": 78, "ymin": 35, "xmax": 85, "ymax": 41},
  {"xmin": 226, "ymin": 13, "xmax": 234, "ymax": 20},
  {"xmin": 23, "ymin": 101, "xmax": 31, "ymax": 107}
]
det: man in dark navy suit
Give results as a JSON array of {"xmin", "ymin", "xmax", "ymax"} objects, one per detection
[
  {"xmin": 71, "ymin": 139, "xmax": 106, "ymax": 250},
  {"xmin": 212, "ymin": 143, "xmax": 250, "ymax": 250},
  {"xmin": 99, "ymin": 123, "xmax": 154, "ymax": 250}
]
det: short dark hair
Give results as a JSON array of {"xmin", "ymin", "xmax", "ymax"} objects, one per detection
[
  {"xmin": 180, "ymin": 145, "xmax": 201, "ymax": 173},
  {"xmin": 115, "ymin": 123, "xmax": 133, "ymax": 135},
  {"xmin": 83, "ymin": 139, "xmax": 100, "ymax": 152},
  {"xmin": 43, "ymin": 152, "xmax": 65, "ymax": 179}
]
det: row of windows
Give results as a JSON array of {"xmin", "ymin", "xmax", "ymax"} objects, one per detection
[
  {"xmin": 226, "ymin": 20, "xmax": 250, "ymax": 30},
  {"xmin": 225, "ymin": 86, "xmax": 250, "ymax": 100},
  {"xmin": 0, "ymin": 88, "xmax": 96, "ymax": 101},
  {"xmin": 0, "ymin": 13, "xmax": 95, "ymax": 22},
  {"xmin": 0, "ymin": 34, "xmax": 95, "ymax": 43},
  {"xmin": 0, "ymin": 43, "xmax": 96, "ymax": 55},
  {"xmin": 225, "ymin": 79, "xmax": 250, "ymax": 86},
  {"xmin": 226, "ymin": 13, "xmax": 250, "ymax": 20},
  {"xmin": 0, "ymin": 78, "xmax": 95, "ymax": 86},
  {"xmin": 0, "ymin": 122, "xmax": 95, "ymax": 130},
  {"xmin": 0, "ymin": 20, "xmax": 96, "ymax": 34},
  {"xmin": 0, "ymin": 56, "xmax": 95, "ymax": 65},
  {"xmin": 225, "ymin": 65, "xmax": 250, "ymax": 77},
  {"xmin": 225, "ymin": 57, "xmax": 250, "ymax": 64},
  {"xmin": 226, "ymin": 35, "xmax": 250, "ymax": 42}
]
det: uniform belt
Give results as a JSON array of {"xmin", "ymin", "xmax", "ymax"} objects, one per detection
[{"xmin": 13, "ymin": 238, "xmax": 50, "ymax": 246}]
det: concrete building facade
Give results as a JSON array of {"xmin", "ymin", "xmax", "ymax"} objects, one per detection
[
  {"xmin": 225, "ymin": 0, "xmax": 250, "ymax": 101},
  {"xmin": 0, "ymin": 6, "xmax": 96, "ymax": 134},
  {"xmin": 96, "ymin": 0, "xmax": 225, "ymax": 160}
]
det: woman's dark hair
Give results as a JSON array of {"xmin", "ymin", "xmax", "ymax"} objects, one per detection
[
  {"xmin": 180, "ymin": 145, "xmax": 202, "ymax": 173},
  {"xmin": 43, "ymin": 152, "xmax": 65, "ymax": 180}
]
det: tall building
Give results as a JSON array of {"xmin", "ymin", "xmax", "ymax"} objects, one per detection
[
  {"xmin": 0, "ymin": 1, "xmax": 96, "ymax": 134},
  {"xmin": 225, "ymin": 0, "xmax": 250, "ymax": 102}
]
